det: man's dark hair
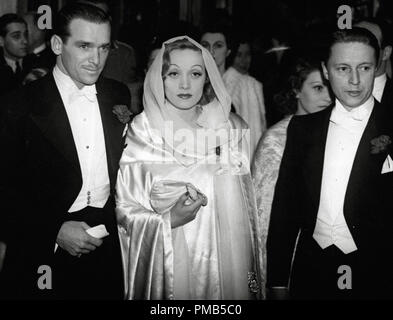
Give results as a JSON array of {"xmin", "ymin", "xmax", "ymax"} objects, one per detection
[
  {"xmin": 324, "ymin": 27, "xmax": 380, "ymax": 64},
  {"xmin": 0, "ymin": 13, "xmax": 27, "ymax": 37},
  {"xmin": 53, "ymin": 2, "xmax": 111, "ymax": 43}
]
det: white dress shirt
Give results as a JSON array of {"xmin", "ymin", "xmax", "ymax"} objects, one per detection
[
  {"xmin": 53, "ymin": 65, "xmax": 110, "ymax": 213},
  {"xmin": 373, "ymin": 73, "xmax": 387, "ymax": 103},
  {"xmin": 313, "ymin": 96, "xmax": 374, "ymax": 254}
]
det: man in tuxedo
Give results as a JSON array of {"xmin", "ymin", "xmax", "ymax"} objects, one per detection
[
  {"xmin": 355, "ymin": 19, "xmax": 393, "ymax": 106},
  {"xmin": 23, "ymin": 11, "xmax": 56, "ymax": 71},
  {"xmin": 0, "ymin": 3, "xmax": 130, "ymax": 299},
  {"xmin": 0, "ymin": 13, "xmax": 28, "ymax": 96},
  {"xmin": 267, "ymin": 28, "xmax": 393, "ymax": 299}
]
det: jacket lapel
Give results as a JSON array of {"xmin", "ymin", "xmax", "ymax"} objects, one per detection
[
  {"xmin": 344, "ymin": 100, "xmax": 390, "ymax": 226},
  {"xmin": 381, "ymin": 78, "xmax": 393, "ymax": 106},
  {"xmin": 303, "ymin": 105, "xmax": 333, "ymax": 224},
  {"xmin": 96, "ymin": 79, "xmax": 125, "ymax": 190},
  {"xmin": 30, "ymin": 74, "xmax": 81, "ymax": 175}
]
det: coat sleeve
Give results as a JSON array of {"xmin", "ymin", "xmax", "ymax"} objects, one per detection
[{"xmin": 115, "ymin": 161, "xmax": 174, "ymax": 300}]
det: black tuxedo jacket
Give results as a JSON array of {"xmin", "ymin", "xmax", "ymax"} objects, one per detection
[
  {"xmin": 380, "ymin": 77, "xmax": 393, "ymax": 107},
  {"xmin": 0, "ymin": 48, "xmax": 29, "ymax": 97},
  {"xmin": 0, "ymin": 74, "xmax": 130, "ymax": 296},
  {"xmin": 266, "ymin": 100, "xmax": 393, "ymax": 293}
]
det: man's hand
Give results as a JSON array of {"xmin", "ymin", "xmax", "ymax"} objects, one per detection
[
  {"xmin": 0, "ymin": 241, "xmax": 6, "ymax": 272},
  {"xmin": 56, "ymin": 221, "xmax": 103, "ymax": 257},
  {"xmin": 170, "ymin": 192, "xmax": 206, "ymax": 229}
]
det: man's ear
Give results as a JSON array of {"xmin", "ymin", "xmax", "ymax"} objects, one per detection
[
  {"xmin": 51, "ymin": 35, "xmax": 63, "ymax": 55},
  {"xmin": 382, "ymin": 45, "xmax": 392, "ymax": 62},
  {"xmin": 321, "ymin": 62, "xmax": 329, "ymax": 80},
  {"xmin": 226, "ymin": 49, "xmax": 231, "ymax": 58}
]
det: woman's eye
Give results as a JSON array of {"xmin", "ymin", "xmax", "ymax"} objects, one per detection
[
  {"xmin": 167, "ymin": 71, "xmax": 179, "ymax": 78},
  {"xmin": 360, "ymin": 66, "xmax": 370, "ymax": 71},
  {"xmin": 191, "ymin": 72, "xmax": 202, "ymax": 78},
  {"xmin": 313, "ymin": 85, "xmax": 324, "ymax": 92},
  {"xmin": 201, "ymin": 42, "xmax": 209, "ymax": 49}
]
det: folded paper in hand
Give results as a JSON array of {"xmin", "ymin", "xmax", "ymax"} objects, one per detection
[
  {"xmin": 54, "ymin": 224, "xmax": 109, "ymax": 253},
  {"xmin": 381, "ymin": 155, "xmax": 393, "ymax": 174}
]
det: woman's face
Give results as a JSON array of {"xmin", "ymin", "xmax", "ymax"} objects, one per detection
[
  {"xmin": 163, "ymin": 48, "xmax": 206, "ymax": 110},
  {"xmin": 296, "ymin": 70, "xmax": 332, "ymax": 114},
  {"xmin": 233, "ymin": 43, "xmax": 251, "ymax": 74},
  {"xmin": 200, "ymin": 32, "xmax": 230, "ymax": 70}
]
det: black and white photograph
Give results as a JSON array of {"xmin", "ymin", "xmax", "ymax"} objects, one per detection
[{"xmin": 1, "ymin": 0, "xmax": 393, "ymax": 311}]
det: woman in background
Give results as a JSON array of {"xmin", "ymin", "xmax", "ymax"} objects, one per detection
[
  {"xmin": 116, "ymin": 36, "xmax": 263, "ymax": 300},
  {"xmin": 251, "ymin": 54, "xmax": 332, "ymax": 288},
  {"xmin": 200, "ymin": 28, "xmax": 267, "ymax": 161}
]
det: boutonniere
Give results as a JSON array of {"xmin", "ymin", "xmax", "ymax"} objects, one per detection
[
  {"xmin": 112, "ymin": 105, "xmax": 132, "ymax": 124},
  {"xmin": 370, "ymin": 135, "xmax": 392, "ymax": 155}
]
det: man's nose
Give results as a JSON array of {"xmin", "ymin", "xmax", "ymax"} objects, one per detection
[
  {"xmin": 89, "ymin": 49, "xmax": 100, "ymax": 66},
  {"xmin": 21, "ymin": 35, "xmax": 28, "ymax": 45},
  {"xmin": 349, "ymin": 69, "xmax": 360, "ymax": 85}
]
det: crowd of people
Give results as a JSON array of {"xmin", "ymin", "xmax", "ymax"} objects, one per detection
[{"xmin": 1, "ymin": 0, "xmax": 393, "ymax": 300}]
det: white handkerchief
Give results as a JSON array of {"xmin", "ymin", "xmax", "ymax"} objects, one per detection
[{"xmin": 381, "ymin": 155, "xmax": 393, "ymax": 174}]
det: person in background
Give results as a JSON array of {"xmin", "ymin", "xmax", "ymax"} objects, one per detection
[
  {"xmin": 23, "ymin": 11, "xmax": 56, "ymax": 71},
  {"xmin": 355, "ymin": 19, "xmax": 393, "ymax": 106},
  {"xmin": 201, "ymin": 26, "xmax": 267, "ymax": 161},
  {"xmin": 0, "ymin": 13, "xmax": 28, "ymax": 97},
  {"xmin": 252, "ymin": 54, "xmax": 332, "ymax": 291}
]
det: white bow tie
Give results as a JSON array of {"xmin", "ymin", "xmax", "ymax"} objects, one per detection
[
  {"xmin": 68, "ymin": 87, "xmax": 97, "ymax": 104},
  {"xmin": 330, "ymin": 106, "xmax": 369, "ymax": 126}
]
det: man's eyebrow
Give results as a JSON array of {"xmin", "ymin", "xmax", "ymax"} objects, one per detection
[
  {"xmin": 9, "ymin": 31, "xmax": 22, "ymax": 36},
  {"xmin": 75, "ymin": 40, "xmax": 93, "ymax": 45}
]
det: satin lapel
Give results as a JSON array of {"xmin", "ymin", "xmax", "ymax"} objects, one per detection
[
  {"xmin": 30, "ymin": 74, "xmax": 81, "ymax": 174},
  {"xmin": 96, "ymin": 80, "xmax": 124, "ymax": 190},
  {"xmin": 303, "ymin": 106, "xmax": 333, "ymax": 224},
  {"xmin": 344, "ymin": 101, "xmax": 388, "ymax": 226},
  {"xmin": 381, "ymin": 78, "xmax": 393, "ymax": 106}
]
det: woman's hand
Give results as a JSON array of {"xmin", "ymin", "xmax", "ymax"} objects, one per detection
[{"xmin": 170, "ymin": 192, "xmax": 206, "ymax": 228}]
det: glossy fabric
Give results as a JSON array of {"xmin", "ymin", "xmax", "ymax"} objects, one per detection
[
  {"xmin": 116, "ymin": 35, "xmax": 263, "ymax": 300},
  {"xmin": 116, "ymin": 113, "xmax": 264, "ymax": 299}
]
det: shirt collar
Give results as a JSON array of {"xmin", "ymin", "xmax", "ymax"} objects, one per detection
[
  {"xmin": 4, "ymin": 56, "xmax": 22, "ymax": 72},
  {"xmin": 53, "ymin": 65, "xmax": 97, "ymax": 103},
  {"xmin": 332, "ymin": 95, "xmax": 374, "ymax": 124}
]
